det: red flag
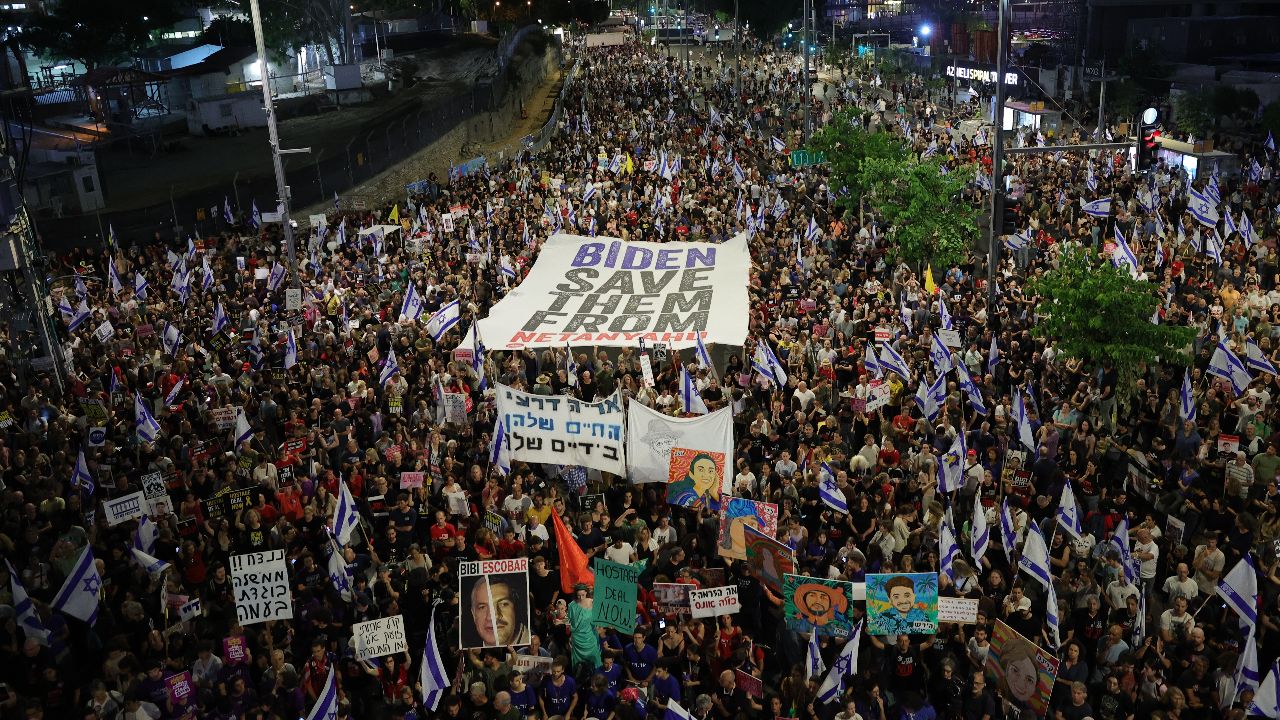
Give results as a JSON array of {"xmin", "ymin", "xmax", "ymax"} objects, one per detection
[{"xmin": 550, "ymin": 510, "xmax": 593, "ymax": 595}]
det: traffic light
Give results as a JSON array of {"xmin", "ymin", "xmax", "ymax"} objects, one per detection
[
  {"xmin": 1138, "ymin": 107, "xmax": 1160, "ymax": 171},
  {"xmin": 1001, "ymin": 194, "xmax": 1021, "ymax": 235}
]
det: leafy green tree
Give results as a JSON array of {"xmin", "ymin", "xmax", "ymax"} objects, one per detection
[
  {"xmin": 861, "ymin": 156, "xmax": 977, "ymax": 270},
  {"xmin": 1174, "ymin": 89, "xmax": 1215, "ymax": 137},
  {"xmin": 21, "ymin": 0, "xmax": 182, "ymax": 71},
  {"xmin": 1026, "ymin": 244, "xmax": 1195, "ymax": 401},
  {"xmin": 808, "ymin": 111, "xmax": 908, "ymax": 217}
]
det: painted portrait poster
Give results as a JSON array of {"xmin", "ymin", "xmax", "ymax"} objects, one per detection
[
  {"xmin": 666, "ymin": 447, "xmax": 728, "ymax": 511},
  {"xmin": 986, "ymin": 620, "xmax": 1059, "ymax": 719},
  {"xmin": 717, "ymin": 497, "xmax": 780, "ymax": 561},
  {"xmin": 865, "ymin": 572, "xmax": 940, "ymax": 636},
  {"xmin": 742, "ymin": 525, "xmax": 795, "ymax": 594},
  {"xmin": 783, "ymin": 574, "xmax": 857, "ymax": 638}
]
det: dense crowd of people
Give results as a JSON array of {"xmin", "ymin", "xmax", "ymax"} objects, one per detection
[{"xmin": 1, "ymin": 30, "xmax": 1280, "ymax": 720}]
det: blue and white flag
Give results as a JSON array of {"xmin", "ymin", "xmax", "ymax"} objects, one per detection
[
  {"xmin": 161, "ymin": 322, "xmax": 182, "ymax": 358},
  {"xmin": 1045, "ymin": 582, "xmax": 1061, "ymax": 649},
  {"xmin": 940, "ymin": 516, "xmax": 960, "ymax": 581},
  {"xmin": 666, "ymin": 700, "xmax": 696, "ymax": 720},
  {"xmin": 490, "ymin": 418, "xmax": 511, "ymax": 476},
  {"xmin": 1225, "ymin": 210, "xmax": 1238, "ymax": 238},
  {"xmin": 819, "ymin": 470, "xmax": 848, "ymax": 514},
  {"xmin": 499, "ymin": 255, "xmax": 517, "ymax": 283},
  {"xmin": 51, "ymin": 545, "xmax": 101, "ymax": 625},
  {"xmin": 1267, "ymin": 131, "xmax": 1276, "ymax": 152},
  {"xmin": 71, "ymin": 449, "xmax": 95, "ymax": 495},
  {"xmin": 420, "ymin": 602, "xmax": 450, "ymax": 711},
  {"xmin": 878, "ymin": 342, "xmax": 912, "ymax": 383},
  {"xmin": 133, "ymin": 514, "xmax": 158, "ymax": 556},
  {"xmin": 223, "ymin": 196, "xmax": 234, "ymax": 224},
  {"xmin": 864, "ymin": 344, "xmax": 883, "ymax": 379},
  {"xmin": 1230, "ymin": 626, "xmax": 1262, "ymax": 709},
  {"xmin": 1018, "ymin": 521, "xmax": 1052, "ymax": 590},
  {"xmin": 249, "ymin": 200, "xmax": 262, "ymax": 229},
  {"xmin": 565, "ymin": 345, "xmax": 578, "ymax": 387},
  {"xmin": 771, "ymin": 136, "xmax": 787, "ymax": 154},
  {"xmin": 583, "ymin": 183, "xmax": 597, "ymax": 204},
  {"xmin": 424, "ymin": 300, "xmax": 461, "ymax": 342},
  {"xmin": 987, "ymin": 336, "xmax": 1000, "ymax": 375},
  {"xmin": 805, "ymin": 626, "xmax": 826, "ymax": 681},
  {"xmin": 1000, "ymin": 498, "xmax": 1018, "ymax": 565},
  {"xmin": 751, "ymin": 340, "xmax": 788, "ymax": 388},
  {"xmin": 267, "ymin": 262, "xmax": 286, "ymax": 292},
  {"xmin": 939, "ymin": 294, "xmax": 953, "ymax": 330},
  {"xmin": 400, "ymin": 282, "xmax": 424, "ymax": 322},
  {"xmin": 954, "ymin": 359, "xmax": 988, "ymax": 415},
  {"xmin": 1081, "ymin": 197, "xmax": 1112, "ymax": 217},
  {"xmin": 1057, "ymin": 479, "xmax": 1083, "ymax": 540},
  {"xmin": 1209, "ymin": 341, "xmax": 1253, "ymax": 396},
  {"xmin": 1111, "ymin": 518, "xmax": 1138, "ymax": 584},
  {"xmin": 1112, "ymin": 230, "xmax": 1140, "ymax": 278},
  {"xmin": 938, "ymin": 432, "xmax": 966, "ymax": 494},
  {"xmin": 1180, "ymin": 370, "xmax": 1197, "ymax": 423},
  {"xmin": 972, "ymin": 497, "xmax": 990, "ymax": 563},
  {"xmin": 379, "ymin": 348, "xmax": 400, "ymax": 386},
  {"xmin": 695, "ymin": 333, "xmax": 714, "ymax": 369},
  {"xmin": 1242, "ymin": 212, "xmax": 1261, "ymax": 248},
  {"xmin": 816, "ymin": 621, "xmax": 862, "ymax": 704},
  {"xmin": 332, "ymin": 477, "xmax": 361, "ymax": 546},
  {"xmin": 1217, "ymin": 553, "xmax": 1260, "ymax": 628},
  {"xmin": 135, "ymin": 392, "xmax": 160, "ymax": 444},
  {"xmin": 134, "ymin": 272, "xmax": 149, "ymax": 301},
  {"xmin": 1207, "ymin": 174, "xmax": 1222, "ymax": 204},
  {"xmin": 130, "ymin": 547, "xmax": 171, "ymax": 576},
  {"xmin": 1012, "ymin": 389, "xmax": 1036, "ymax": 453},
  {"xmin": 469, "ymin": 324, "xmax": 487, "ymax": 391},
  {"xmin": 108, "ymin": 262, "xmax": 124, "ymax": 295},
  {"xmin": 806, "ymin": 216, "xmax": 821, "ymax": 244},
  {"xmin": 6, "ymin": 558, "xmax": 51, "ymax": 645},
  {"xmin": 1251, "ymin": 661, "xmax": 1280, "ymax": 719},
  {"xmin": 232, "ymin": 406, "xmax": 252, "ymax": 447},
  {"xmin": 284, "ymin": 328, "xmax": 298, "ymax": 370},
  {"xmin": 326, "ymin": 532, "xmax": 353, "ymax": 603},
  {"xmin": 679, "ymin": 367, "xmax": 708, "ymax": 415},
  {"xmin": 929, "ymin": 333, "xmax": 953, "ymax": 375},
  {"xmin": 914, "ymin": 380, "xmax": 940, "ymax": 422},
  {"xmin": 1188, "ymin": 187, "xmax": 1221, "ymax": 226},
  {"xmin": 1246, "ymin": 338, "xmax": 1279, "ymax": 376},
  {"xmin": 1086, "ymin": 164, "xmax": 1098, "ymax": 193},
  {"xmin": 305, "ymin": 666, "xmax": 338, "ymax": 720},
  {"xmin": 1207, "ymin": 229, "xmax": 1224, "ymax": 264}
]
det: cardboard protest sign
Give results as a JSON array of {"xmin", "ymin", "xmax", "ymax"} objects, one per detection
[
  {"xmin": 689, "ymin": 585, "xmax": 740, "ymax": 618},
  {"xmin": 866, "ymin": 572, "xmax": 940, "ymax": 635},
  {"xmin": 987, "ymin": 620, "xmax": 1059, "ymax": 719},
  {"xmin": 717, "ymin": 497, "xmax": 779, "ymax": 560},
  {"xmin": 783, "ymin": 574, "xmax": 857, "ymax": 637},
  {"xmin": 352, "ymin": 615, "xmax": 408, "ymax": 660},
  {"xmin": 458, "ymin": 559, "xmax": 531, "ymax": 649},
  {"xmin": 937, "ymin": 596, "xmax": 980, "ymax": 624},
  {"xmin": 592, "ymin": 557, "xmax": 642, "ymax": 632},
  {"xmin": 230, "ymin": 550, "xmax": 293, "ymax": 626}
]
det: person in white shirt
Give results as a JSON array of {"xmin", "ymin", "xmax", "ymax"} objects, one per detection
[
  {"xmin": 1105, "ymin": 575, "xmax": 1139, "ymax": 610},
  {"xmin": 1159, "ymin": 596, "xmax": 1196, "ymax": 643},
  {"xmin": 652, "ymin": 515, "xmax": 678, "ymax": 547},
  {"xmin": 603, "ymin": 535, "xmax": 636, "ymax": 564},
  {"xmin": 1192, "ymin": 536, "xmax": 1225, "ymax": 596},
  {"xmin": 1161, "ymin": 562, "xmax": 1199, "ymax": 604},
  {"xmin": 1133, "ymin": 527, "xmax": 1159, "ymax": 596},
  {"xmin": 774, "ymin": 450, "xmax": 798, "ymax": 479}
]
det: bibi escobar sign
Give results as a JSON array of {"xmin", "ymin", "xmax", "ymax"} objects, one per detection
[{"xmin": 477, "ymin": 233, "xmax": 750, "ymax": 349}]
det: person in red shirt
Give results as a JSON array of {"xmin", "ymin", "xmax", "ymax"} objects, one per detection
[
  {"xmin": 879, "ymin": 439, "xmax": 902, "ymax": 469},
  {"xmin": 429, "ymin": 510, "xmax": 459, "ymax": 555}
]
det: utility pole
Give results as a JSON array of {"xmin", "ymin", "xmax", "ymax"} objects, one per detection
[
  {"xmin": 987, "ymin": 0, "xmax": 1010, "ymax": 316},
  {"xmin": 248, "ymin": 0, "xmax": 300, "ymax": 289},
  {"xmin": 1096, "ymin": 58, "xmax": 1107, "ymax": 137},
  {"xmin": 733, "ymin": 0, "xmax": 740, "ymax": 98},
  {"xmin": 802, "ymin": 0, "xmax": 811, "ymax": 140}
]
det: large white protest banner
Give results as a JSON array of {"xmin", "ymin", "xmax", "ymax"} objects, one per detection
[
  {"xmin": 477, "ymin": 233, "xmax": 750, "ymax": 350},
  {"xmin": 626, "ymin": 403, "xmax": 734, "ymax": 484},
  {"xmin": 230, "ymin": 550, "xmax": 293, "ymax": 626},
  {"xmin": 495, "ymin": 384, "xmax": 626, "ymax": 475},
  {"xmin": 352, "ymin": 615, "xmax": 408, "ymax": 660}
]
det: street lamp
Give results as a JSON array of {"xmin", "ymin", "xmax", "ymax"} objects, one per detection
[{"xmin": 920, "ymin": 24, "xmax": 931, "ymax": 36}]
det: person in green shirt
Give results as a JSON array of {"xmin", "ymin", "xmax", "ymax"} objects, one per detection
[
  {"xmin": 1252, "ymin": 443, "xmax": 1280, "ymax": 488},
  {"xmin": 566, "ymin": 585, "xmax": 601, "ymax": 677}
]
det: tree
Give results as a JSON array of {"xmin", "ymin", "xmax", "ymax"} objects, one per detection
[
  {"xmin": 808, "ymin": 111, "xmax": 908, "ymax": 217},
  {"xmin": 861, "ymin": 156, "xmax": 977, "ymax": 270},
  {"xmin": 1026, "ymin": 244, "xmax": 1195, "ymax": 401},
  {"xmin": 1173, "ymin": 89, "xmax": 1215, "ymax": 138},
  {"xmin": 21, "ymin": 0, "xmax": 182, "ymax": 71}
]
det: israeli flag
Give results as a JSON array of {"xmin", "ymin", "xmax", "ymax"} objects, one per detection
[
  {"xmin": 805, "ymin": 627, "xmax": 826, "ymax": 682},
  {"xmin": 771, "ymin": 136, "xmax": 787, "ymax": 154},
  {"xmin": 284, "ymin": 329, "xmax": 298, "ymax": 370},
  {"xmin": 695, "ymin": 333, "xmax": 714, "ymax": 369},
  {"xmin": 134, "ymin": 272, "xmax": 149, "ymax": 300},
  {"xmin": 987, "ymin": 336, "xmax": 1000, "ymax": 375},
  {"xmin": 130, "ymin": 547, "xmax": 171, "ymax": 577},
  {"xmin": 1209, "ymin": 341, "xmax": 1253, "ymax": 396},
  {"xmin": 1207, "ymin": 229, "xmax": 1224, "ymax": 264},
  {"xmin": 72, "ymin": 449, "xmax": 95, "ymax": 495},
  {"xmin": 938, "ymin": 432, "xmax": 966, "ymax": 494},
  {"xmin": 326, "ymin": 532, "xmax": 353, "ymax": 603},
  {"xmin": 67, "ymin": 298, "xmax": 92, "ymax": 332},
  {"xmin": 133, "ymin": 514, "xmax": 158, "ymax": 556},
  {"xmin": 1013, "ymin": 389, "xmax": 1037, "ymax": 453},
  {"xmin": 223, "ymin": 196, "xmax": 234, "ymax": 224},
  {"xmin": 864, "ymin": 344, "xmax": 883, "ymax": 379},
  {"xmin": 212, "ymin": 300, "xmax": 230, "ymax": 336},
  {"xmin": 161, "ymin": 322, "xmax": 182, "ymax": 358},
  {"xmin": 250, "ymin": 200, "xmax": 262, "ymax": 229},
  {"xmin": 1242, "ymin": 212, "xmax": 1261, "ymax": 247},
  {"xmin": 490, "ymin": 418, "xmax": 511, "ymax": 476},
  {"xmin": 583, "ymin": 183, "xmax": 597, "ymax": 204},
  {"xmin": 939, "ymin": 294, "xmax": 953, "ymax": 330},
  {"xmin": 679, "ymin": 367, "xmax": 709, "ymax": 415},
  {"xmin": 232, "ymin": 406, "xmax": 252, "ymax": 447},
  {"xmin": 1230, "ymin": 627, "xmax": 1262, "ymax": 709},
  {"xmin": 974, "ymin": 169, "xmax": 991, "ymax": 191},
  {"xmin": 1018, "ymin": 521, "xmax": 1052, "ymax": 590},
  {"xmin": 1217, "ymin": 553, "xmax": 1260, "ymax": 628},
  {"xmin": 1111, "ymin": 518, "xmax": 1139, "ymax": 584},
  {"xmin": 940, "ymin": 518, "xmax": 960, "ymax": 581},
  {"xmin": 914, "ymin": 380, "xmax": 940, "ymax": 422},
  {"xmin": 304, "ymin": 666, "xmax": 339, "ymax": 720},
  {"xmin": 878, "ymin": 342, "xmax": 913, "ymax": 383},
  {"xmin": 954, "ymin": 359, "xmax": 988, "ymax": 415},
  {"xmin": 819, "ymin": 469, "xmax": 849, "ymax": 513},
  {"xmin": 1080, "ymin": 197, "xmax": 1112, "ymax": 218},
  {"xmin": 1180, "ymin": 370, "xmax": 1197, "ymax": 422},
  {"xmin": 51, "ymin": 545, "xmax": 101, "ymax": 625},
  {"xmin": 400, "ymin": 282, "xmax": 424, "ymax": 321},
  {"xmin": 732, "ymin": 160, "xmax": 745, "ymax": 183},
  {"xmin": 1086, "ymin": 164, "xmax": 1098, "ymax": 193},
  {"xmin": 1112, "ymin": 231, "xmax": 1140, "ymax": 278},
  {"xmin": 806, "ymin": 216, "xmax": 821, "ymax": 244},
  {"xmin": 972, "ymin": 497, "xmax": 990, "ymax": 563},
  {"xmin": 816, "ymin": 621, "xmax": 862, "ymax": 704},
  {"xmin": 6, "ymin": 558, "xmax": 51, "ymax": 645},
  {"xmin": 666, "ymin": 700, "xmax": 697, "ymax": 720},
  {"xmin": 420, "ymin": 602, "xmax": 450, "ymax": 711},
  {"xmin": 1267, "ymin": 131, "xmax": 1276, "ymax": 152},
  {"xmin": 424, "ymin": 299, "xmax": 461, "ymax": 341},
  {"xmin": 1246, "ymin": 338, "xmax": 1279, "ymax": 376},
  {"xmin": 1207, "ymin": 174, "xmax": 1222, "ymax": 204},
  {"xmin": 1225, "ymin": 210, "xmax": 1238, "ymax": 238},
  {"xmin": 1188, "ymin": 187, "xmax": 1220, "ymax": 226},
  {"xmin": 379, "ymin": 348, "xmax": 400, "ymax": 386},
  {"xmin": 1000, "ymin": 498, "xmax": 1018, "ymax": 565},
  {"xmin": 109, "ymin": 262, "xmax": 124, "ymax": 295},
  {"xmin": 929, "ymin": 334, "xmax": 953, "ymax": 376},
  {"xmin": 469, "ymin": 325, "xmax": 487, "ymax": 391},
  {"xmin": 135, "ymin": 392, "xmax": 160, "ymax": 444},
  {"xmin": 332, "ymin": 477, "xmax": 361, "ymax": 546},
  {"xmin": 751, "ymin": 340, "xmax": 788, "ymax": 388},
  {"xmin": 1045, "ymin": 583, "xmax": 1061, "ymax": 649},
  {"xmin": 1057, "ymin": 479, "xmax": 1083, "ymax": 540}
]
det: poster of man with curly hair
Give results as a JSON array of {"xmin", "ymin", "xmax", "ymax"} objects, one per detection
[
  {"xmin": 782, "ymin": 573, "xmax": 857, "ymax": 637},
  {"xmin": 865, "ymin": 572, "xmax": 940, "ymax": 635}
]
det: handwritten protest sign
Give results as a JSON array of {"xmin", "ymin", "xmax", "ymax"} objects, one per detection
[{"xmin": 352, "ymin": 615, "xmax": 407, "ymax": 660}]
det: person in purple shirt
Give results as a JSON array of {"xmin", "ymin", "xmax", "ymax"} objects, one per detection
[
  {"xmin": 596, "ymin": 655, "xmax": 624, "ymax": 691},
  {"xmin": 649, "ymin": 664, "xmax": 682, "ymax": 713},
  {"xmin": 622, "ymin": 629, "xmax": 658, "ymax": 688},
  {"xmin": 585, "ymin": 674, "xmax": 618, "ymax": 719},
  {"xmin": 539, "ymin": 659, "xmax": 578, "ymax": 718}
]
